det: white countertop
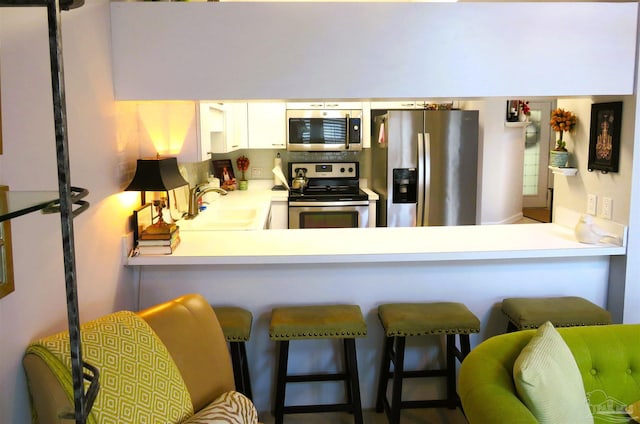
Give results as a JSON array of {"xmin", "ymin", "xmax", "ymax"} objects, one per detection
[{"xmin": 127, "ymin": 222, "xmax": 626, "ymax": 266}]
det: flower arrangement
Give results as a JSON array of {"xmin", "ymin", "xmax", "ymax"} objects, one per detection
[
  {"xmin": 518, "ymin": 100, "xmax": 531, "ymax": 116},
  {"xmin": 236, "ymin": 155, "xmax": 250, "ymax": 181},
  {"xmin": 550, "ymin": 108, "xmax": 577, "ymax": 151}
]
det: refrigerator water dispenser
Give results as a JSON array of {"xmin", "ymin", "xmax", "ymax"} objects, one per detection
[{"xmin": 392, "ymin": 168, "xmax": 417, "ymax": 203}]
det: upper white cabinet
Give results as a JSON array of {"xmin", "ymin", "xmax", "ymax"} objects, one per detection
[
  {"xmin": 226, "ymin": 103, "xmax": 248, "ymax": 152},
  {"xmin": 248, "ymin": 103, "xmax": 286, "ymax": 149},
  {"xmin": 198, "ymin": 102, "xmax": 248, "ymax": 158},
  {"xmin": 286, "ymin": 102, "xmax": 363, "ymax": 110}
]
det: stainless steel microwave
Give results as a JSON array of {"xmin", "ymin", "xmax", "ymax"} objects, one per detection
[{"xmin": 286, "ymin": 109, "xmax": 362, "ymax": 152}]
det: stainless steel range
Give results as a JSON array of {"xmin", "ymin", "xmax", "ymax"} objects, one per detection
[{"xmin": 288, "ymin": 161, "xmax": 371, "ymax": 229}]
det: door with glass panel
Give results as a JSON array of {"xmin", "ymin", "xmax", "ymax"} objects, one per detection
[{"xmin": 522, "ymin": 102, "xmax": 553, "ymax": 208}]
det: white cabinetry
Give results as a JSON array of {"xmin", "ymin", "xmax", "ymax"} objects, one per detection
[
  {"xmin": 248, "ymin": 103, "xmax": 286, "ymax": 149},
  {"xmin": 286, "ymin": 101, "xmax": 363, "ymax": 110},
  {"xmin": 198, "ymin": 102, "xmax": 248, "ymax": 158},
  {"xmin": 268, "ymin": 200, "xmax": 288, "ymax": 229},
  {"xmin": 224, "ymin": 103, "xmax": 248, "ymax": 152}
]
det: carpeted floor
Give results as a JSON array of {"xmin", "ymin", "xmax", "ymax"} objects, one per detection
[{"xmin": 522, "ymin": 207, "xmax": 551, "ymax": 223}]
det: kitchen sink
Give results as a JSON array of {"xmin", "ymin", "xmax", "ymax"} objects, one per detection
[{"xmin": 179, "ymin": 207, "xmax": 260, "ymax": 231}]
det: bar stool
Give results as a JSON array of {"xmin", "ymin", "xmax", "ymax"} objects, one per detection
[
  {"xmin": 269, "ymin": 304, "xmax": 367, "ymax": 424},
  {"xmin": 501, "ymin": 296, "xmax": 612, "ymax": 332},
  {"xmin": 212, "ymin": 306, "xmax": 253, "ymax": 400},
  {"xmin": 375, "ymin": 302, "xmax": 480, "ymax": 424}
]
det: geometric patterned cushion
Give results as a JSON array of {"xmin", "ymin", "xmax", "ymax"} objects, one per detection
[
  {"xmin": 25, "ymin": 311, "xmax": 193, "ymax": 424},
  {"xmin": 183, "ymin": 391, "xmax": 258, "ymax": 424}
]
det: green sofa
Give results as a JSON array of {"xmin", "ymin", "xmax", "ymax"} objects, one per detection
[{"xmin": 459, "ymin": 324, "xmax": 640, "ymax": 424}]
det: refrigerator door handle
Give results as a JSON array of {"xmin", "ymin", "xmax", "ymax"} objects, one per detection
[
  {"xmin": 424, "ymin": 133, "xmax": 431, "ymax": 226},
  {"xmin": 418, "ymin": 132, "xmax": 431, "ymax": 226},
  {"xmin": 417, "ymin": 133, "xmax": 425, "ymax": 226}
]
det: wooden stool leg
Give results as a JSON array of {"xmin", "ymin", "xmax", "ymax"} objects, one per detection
[
  {"xmin": 274, "ymin": 340, "xmax": 290, "ymax": 424},
  {"xmin": 446, "ymin": 334, "xmax": 457, "ymax": 409},
  {"xmin": 344, "ymin": 338, "xmax": 363, "ymax": 424},
  {"xmin": 343, "ymin": 339, "xmax": 354, "ymax": 412},
  {"xmin": 239, "ymin": 342, "xmax": 253, "ymax": 401},
  {"xmin": 390, "ymin": 336, "xmax": 406, "ymax": 424},
  {"xmin": 229, "ymin": 342, "xmax": 244, "ymax": 395},
  {"xmin": 459, "ymin": 334, "xmax": 471, "ymax": 359},
  {"xmin": 375, "ymin": 336, "xmax": 393, "ymax": 413}
]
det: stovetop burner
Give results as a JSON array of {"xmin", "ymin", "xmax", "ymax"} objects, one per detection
[{"xmin": 287, "ymin": 161, "xmax": 368, "ymax": 202}]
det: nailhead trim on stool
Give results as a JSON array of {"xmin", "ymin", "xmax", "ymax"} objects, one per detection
[
  {"xmin": 501, "ymin": 296, "xmax": 612, "ymax": 332},
  {"xmin": 375, "ymin": 302, "xmax": 480, "ymax": 424},
  {"xmin": 269, "ymin": 304, "xmax": 367, "ymax": 424},
  {"xmin": 212, "ymin": 306, "xmax": 253, "ymax": 401}
]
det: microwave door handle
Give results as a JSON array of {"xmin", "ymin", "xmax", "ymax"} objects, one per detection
[{"xmin": 345, "ymin": 113, "xmax": 350, "ymax": 150}]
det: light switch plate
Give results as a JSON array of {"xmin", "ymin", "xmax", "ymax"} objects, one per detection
[
  {"xmin": 602, "ymin": 197, "xmax": 613, "ymax": 220},
  {"xmin": 587, "ymin": 194, "xmax": 597, "ymax": 215}
]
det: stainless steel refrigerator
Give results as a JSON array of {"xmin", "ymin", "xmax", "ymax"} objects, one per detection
[{"xmin": 371, "ymin": 109, "xmax": 479, "ymax": 227}]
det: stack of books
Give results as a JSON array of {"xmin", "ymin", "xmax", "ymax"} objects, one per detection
[{"xmin": 137, "ymin": 223, "xmax": 180, "ymax": 255}]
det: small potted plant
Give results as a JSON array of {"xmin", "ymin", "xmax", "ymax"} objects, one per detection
[
  {"xmin": 549, "ymin": 108, "xmax": 577, "ymax": 168},
  {"xmin": 236, "ymin": 155, "xmax": 250, "ymax": 190},
  {"xmin": 518, "ymin": 100, "xmax": 531, "ymax": 122}
]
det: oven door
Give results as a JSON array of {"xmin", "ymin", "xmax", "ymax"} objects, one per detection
[
  {"xmin": 288, "ymin": 201, "xmax": 369, "ymax": 229},
  {"xmin": 287, "ymin": 109, "xmax": 362, "ymax": 152}
]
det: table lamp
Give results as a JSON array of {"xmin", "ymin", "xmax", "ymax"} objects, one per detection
[{"xmin": 125, "ymin": 156, "xmax": 189, "ymax": 230}]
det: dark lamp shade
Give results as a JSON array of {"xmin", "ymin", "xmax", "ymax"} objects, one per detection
[{"xmin": 125, "ymin": 157, "xmax": 189, "ymax": 192}]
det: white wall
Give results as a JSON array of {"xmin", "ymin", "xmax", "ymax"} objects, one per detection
[
  {"xmin": 0, "ymin": 2, "xmax": 138, "ymax": 423},
  {"xmin": 552, "ymin": 97, "xmax": 635, "ymax": 225},
  {"xmin": 462, "ymin": 99, "xmax": 526, "ymax": 224}
]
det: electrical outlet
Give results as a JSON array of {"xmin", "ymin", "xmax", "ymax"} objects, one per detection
[
  {"xmin": 602, "ymin": 197, "xmax": 613, "ymax": 220},
  {"xmin": 587, "ymin": 193, "xmax": 597, "ymax": 215},
  {"xmin": 251, "ymin": 167, "xmax": 263, "ymax": 178}
]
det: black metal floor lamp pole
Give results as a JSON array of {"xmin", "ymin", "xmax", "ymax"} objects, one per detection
[{"xmin": 45, "ymin": 0, "xmax": 86, "ymax": 422}]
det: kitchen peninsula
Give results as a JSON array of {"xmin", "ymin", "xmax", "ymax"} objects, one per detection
[{"xmin": 126, "ymin": 184, "xmax": 626, "ymax": 413}]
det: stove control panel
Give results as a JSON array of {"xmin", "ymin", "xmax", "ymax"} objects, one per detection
[{"xmin": 289, "ymin": 162, "xmax": 359, "ymax": 179}]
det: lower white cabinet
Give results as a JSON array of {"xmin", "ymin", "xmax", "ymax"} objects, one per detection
[
  {"xmin": 248, "ymin": 103, "xmax": 286, "ymax": 149},
  {"xmin": 268, "ymin": 200, "xmax": 288, "ymax": 229}
]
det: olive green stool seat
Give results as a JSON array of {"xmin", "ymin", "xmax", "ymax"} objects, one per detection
[
  {"xmin": 270, "ymin": 304, "xmax": 367, "ymax": 424},
  {"xmin": 212, "ymin": 306, "xmax": 253, "ymax": 401},
  {"xmin": 375, "ymin": 302, "xmax": 481, "ymax": 424},
  {"xmin": 501, "ymin": 296, "xmax": 612, "ymax": 332}
]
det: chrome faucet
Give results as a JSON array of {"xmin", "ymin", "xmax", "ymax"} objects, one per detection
[{"xmin": 187, "ymin": 183, "xmax": 228, "ymax": 218}]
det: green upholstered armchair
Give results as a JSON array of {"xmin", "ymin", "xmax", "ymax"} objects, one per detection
[{"xmin": 459, "ymin": 324, "xmax": 640, "ymax": 424}]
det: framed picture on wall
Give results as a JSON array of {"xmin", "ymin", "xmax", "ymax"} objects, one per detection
[
  {"xmin": 588, "ymin": 101, "xmax": 622, "ymax": 173},
  {"xmin": 0, "ymin": 186, "xmax": 14, "ymax": 299}
]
